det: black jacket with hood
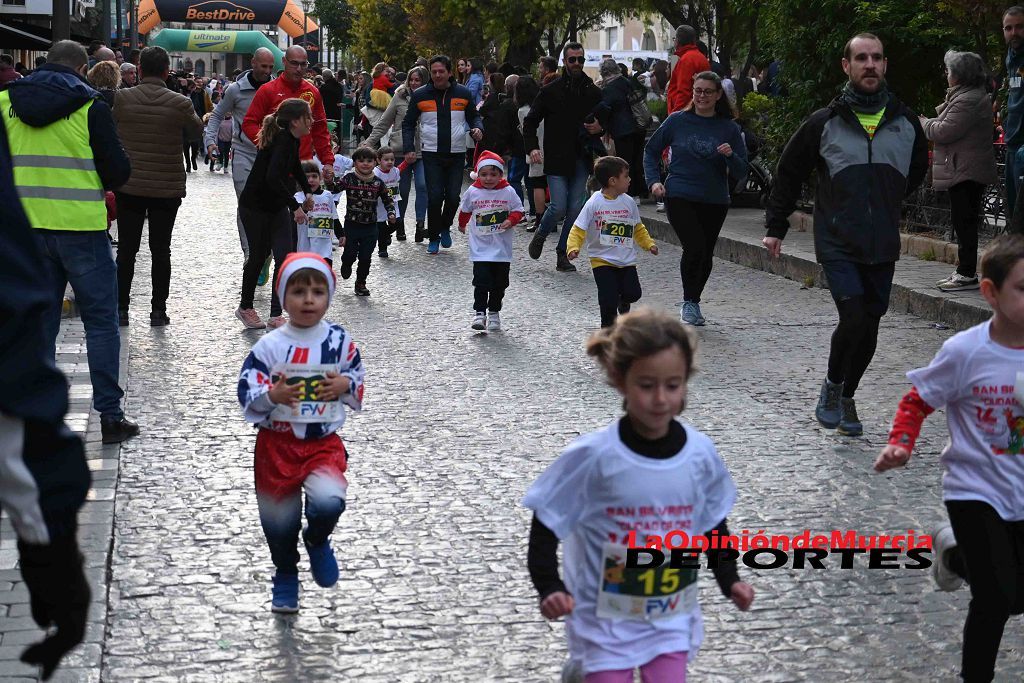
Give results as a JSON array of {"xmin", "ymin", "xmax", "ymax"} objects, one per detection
[
  {"xmin": 765, "ymin": 92, "xmax": 927, "ymax": 265},
  {"xmin": 522, "ymin": 69, "xmax": 607, "ymax": 176},
  {"xmin": 5, "ymin": 63, "xmax": 130, "ymax": 190}
]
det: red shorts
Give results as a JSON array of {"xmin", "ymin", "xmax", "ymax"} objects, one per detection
[{"xmin": 254, "ymin": 428, "xmax": 348, "ymax": 500}]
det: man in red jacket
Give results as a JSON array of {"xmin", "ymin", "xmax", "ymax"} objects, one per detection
[
  {"xmin": 241, "ymin": 46, "xmax": 335, "ymax": 177},
  {"xmin": 666, "ymin": 25, "xmax": 710, "ymax": 114}
]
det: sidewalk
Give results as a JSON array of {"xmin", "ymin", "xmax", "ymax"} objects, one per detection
[
  {"xmin": 637, "ymin": 203, "xmax": 991, "ymax": 330},
  {"xmin": 0, "ymin": 320, "xmax": 127, "ymax": 682}
]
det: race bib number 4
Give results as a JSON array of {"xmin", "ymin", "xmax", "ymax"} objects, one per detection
[
  {"xmin": 595, "ymin": 543, "xmax": 697, "ymax": 621},
  {"xmin": 269, "ymin": 363, "xmax": 341, "ymax": 423},
  {"xmin": 307, "ymin": 216, "xmax": 334, "ymax": 240},
  {"xmin": 599, "ymin": 221, "xmax": 634, "ymax": 247},
  {"xmin": 475, "ymin": 210, "xmax": 510, "ymax": 234}
]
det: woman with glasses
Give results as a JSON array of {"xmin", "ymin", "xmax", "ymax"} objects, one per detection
[{"xmin": 643, "ymin": 70, "xmax": 747, "ymax": 326}]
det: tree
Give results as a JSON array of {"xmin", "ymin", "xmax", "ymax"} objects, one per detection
[{"xmin": 315, "ymin": 0, "xmax": 356, "ymax": 55}]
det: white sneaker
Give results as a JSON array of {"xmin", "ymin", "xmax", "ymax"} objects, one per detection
[
  {"xmin": 235, "ymin": 307, "xmax": 266, "ymax": 329},
  {"xmin": 934, "ymin": 270, "xmax": 958, "ymax": 287},
  {"xmin": 936, "ymin": 273, "xmax": 980, "ymax": 292},
  {"xmin": 471, "ymin": 311, "xmax": 486, "ymax": 330},
  {"xmin": 486, "ymin": 312, "xmax": 501, "ymax": 331},
  {"xmin": 267, "ymin": 315, "xmax": 288, "ymax": 330},
  {"xmin": 931, "ymin": 524, "xmax": 964, "ymax": 592}
]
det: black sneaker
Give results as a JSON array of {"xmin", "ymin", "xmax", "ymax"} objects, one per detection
[
  {"xmin": 395, "ymin": 231, "xmax": 407, "ymax": 242},
  {"xmin": 354, "ymin": 282, "xmax": 371, "ymax": 296},
  {"xmin": 378, "ymin": 249, "xmax": 389, "ymax": 258},
  {"xmin": 101, "ymin": 416, "xmax": 140, "ymax": 444},
  {"xmin": 556, "ymin": 253, "xmax": 577, "ymax": 272},
  {"xmin": 340, "ymin": 262, "xmax": 352, "ymax": 280},
  {"xmin": 150, "ymin": 311, "xmax": 170, "ymax": 327},
  {"xmin": 118, "ymin": 310, "xmax": 129, "ymax": 327},
  {"xmin": 414, "ymin": 222, "xmax": 426, "ymax": 243},
  {"xmin": 528, "ymin": 232, "xmax": 546, "ymax": 260}
]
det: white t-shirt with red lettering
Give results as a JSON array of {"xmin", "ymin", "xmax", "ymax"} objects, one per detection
[
  {"xmin": 294, "ymin": 189, "xmax": 338, "ymax": 261},
  {"xmin": 522, "ymin": 419, "xmax": 736, "ymax": 674},
  {"xmin": 458, "ymin": 182, "xmax": 524, "ymax": 262}
]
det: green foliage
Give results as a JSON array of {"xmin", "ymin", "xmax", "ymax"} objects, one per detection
[
  {"xmin": 314, "ymin": 0, "xmax": 356, "ymax": 53},
  {"xmin": 647, "ymin": 99, "xmax": 667, "ymax": 123},
  {"xmin": 348, "ymin": 0, "xmax": 419, "ymax": 67}
]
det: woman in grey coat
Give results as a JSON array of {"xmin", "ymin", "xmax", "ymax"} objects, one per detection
[{"xmin": 921, "ymin": 50, "xmax": 998, "ymax": 291}]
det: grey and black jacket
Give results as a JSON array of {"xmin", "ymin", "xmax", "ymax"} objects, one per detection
[{"xmin": 765, "ymin": 94, "xmax": 928, "ymax": 265}]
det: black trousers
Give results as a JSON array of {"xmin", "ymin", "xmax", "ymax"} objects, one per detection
[
  {"xmin": 239, "ymin": 205, "xmax": 294, "ymax": 317},
  {"xmin": 377, "ymin": 220, "xmax": 392, "ymax": 251},
  {"xmin": 342, "ymin": 220, "xmax": 378, "ymax": 284},
  {"xmin": 472, "ymin": 261, "xmax": 510, "ymax": 312},
  {"xmin": 948, "ymin": 180, "xmax": 984, "ymax": 278},
  {"xmin": 613, "ymin": 130, "xmax": 648, "ymax": 197},
  {"xmin": 665, "ymin": 197, "xmax": 729, "ymax": 303},
  {"xmin": 114, "ymin": 192, "xmax": 182, "ymax": 314},
  {"xmin": 593, "ymin": 265, "xmax": 642, "ymax": 327},
  {"xmin": 946, "ymin": 500, "xmax": 1024, "ymax": 683}
]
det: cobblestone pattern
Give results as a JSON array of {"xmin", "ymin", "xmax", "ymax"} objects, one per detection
[{"xmin": 99, "ymin": 171, "xmax": 1022, "ymax": 681}]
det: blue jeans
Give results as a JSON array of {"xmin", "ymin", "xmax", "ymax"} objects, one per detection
[
  {"xmin": 422, "ymin": 152, "xmax": 464, "ymax": 241},
  {"xmin": 398, "ymin": 157, "xmax": 427, "ymax": 223},
  {"xmin": 257, "ymin": 469, "xmax": 346, "ymax": 575},
  {"xmin": 1006, "ymin": 145, "xmax": 1024, "ymax": 219},
  {"xmin": 538, "ymin": 158, "xmax": 589, "ymax": 255},
  {"xmin": 33, "ymin": 230, "xmax": 123, "ymax": 419},
  {"xmin": 507, "ymin": 155, "xmax": 526, "ymax": 203}
]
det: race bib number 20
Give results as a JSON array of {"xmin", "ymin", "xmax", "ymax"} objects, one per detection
[
  {"xmin": 599, "ymin": 221, "xmax": 634, "ymax": 247},
  {"xmin": 595, "ymin": 543, "xmax": 697, "ymax": 621}
]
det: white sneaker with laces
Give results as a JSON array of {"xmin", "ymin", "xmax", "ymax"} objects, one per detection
[
  {"xmin": 935, "ymin": 270, "xmax": 958, "ymax": 286},
  {"xmin": 931, "ymin": 524, "xmax": 964, "ymax": 592},
  {"xmin": 235, "ymin": 307, "xmax": 266, "ymax": 329},
  {"xmin": 486, "ymin": 312, "xmax": 501, "ymax": 331},
  {"xmin": 471, "ymin": 311, "xmax": 486, "ymax": 330},
  {"xmin": 936, "ymin": 273, "xmax": 980, "ymax": 292}
]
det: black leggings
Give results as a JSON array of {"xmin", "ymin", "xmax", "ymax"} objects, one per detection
[
  {"xmin": 946, "ymin": 500, "xmax": 1024, "ymax": 682},
  {"xmin": 239, "ymin": 205, "xmax": 294, "ymax": 317},
  {"xmin": 665, "ymin": 197, "xmax": 729, "ymax": 303},
  {"xmin": 593, "ymin": 265, "xmax": 642, "ymax": 327},
  {"xmin": 948, "ymin": 180, "xmax": 984, "ymax": 278}
]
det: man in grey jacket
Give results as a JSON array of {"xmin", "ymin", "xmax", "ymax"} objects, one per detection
[{"xmin": 203, "ymin": 48, "xmax": 276, "ymax": 258}]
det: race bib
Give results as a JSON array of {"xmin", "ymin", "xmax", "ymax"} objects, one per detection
[
  {"xmin": 595, "ymin": 543, "xmax": 697, "ymax": 622},
  {"xmin": 306, "ymin": 216, "xmax": 334, "ymax": 240},
  {"xmin": 599, "ymin": 221, "xmax": 634, "ymax": 247},
  {"xmin": 269, "ymin": 363, "xmax": 341, "ymax": 423},
  {"xmin": 387, "ymin": 186, "xmax": 400, "ymax": 201},
  {"xmin": 475, "ymin": 210, "xmax": 509, "ymax": 234}
]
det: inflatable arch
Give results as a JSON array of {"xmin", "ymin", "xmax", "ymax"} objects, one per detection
[
  {"xmin": 149, "ymin": 28, "xmax": 285, "ymax": 69},
  {"xmin": 137, "ymin": 0, "xmax": 319, "ymax": 39}
]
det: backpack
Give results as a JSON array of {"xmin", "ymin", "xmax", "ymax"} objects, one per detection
[{"xmin": 627, "ymin": 79, "xmax": 653, "ymax": 131}]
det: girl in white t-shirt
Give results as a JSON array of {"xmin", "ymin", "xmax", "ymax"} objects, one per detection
[
  {"xmin": 523, "ymin": 308, "xmax": 754, "ymax": 682},
  {"xmin": 875, "ymin": 235, "xmax": 1024, "ymax": 682}
]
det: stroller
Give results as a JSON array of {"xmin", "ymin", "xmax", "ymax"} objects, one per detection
[{"xmin": 730, "ymin": 121, "xmax": 774, "ymax": 208}]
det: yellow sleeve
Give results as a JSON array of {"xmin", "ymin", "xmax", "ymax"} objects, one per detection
[
  {"xmin": 567, "ymin": 225, "xmax": 587, "ymax": 253},
  {"xmin": 633, "ymin": 223, "xmax": 656, "ymax": 251}
]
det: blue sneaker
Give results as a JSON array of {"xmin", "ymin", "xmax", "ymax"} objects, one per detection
[
  {"xmin": 440, "ymin": 231, "xmax": 453, "ymax": 248},
  {"xmin": 815, "ymin": 379, "xmax": 843, "ymax": 429},
  {"xmin": 680, "ymin": 301, "xmax": 704, "ymax": 326},
  {"xmin": 837, "ymin": 397, "xmax": 863, "ymax": 436},
  {"xmin": 426, "ymin": 240, "xmax": 440, "ymax": 254},
  {"xmin": 271, "ymin": 572, "xmax": 299, "ymax": 613},
  {"xmin": 306, "ymin": 540, "xmax": 339, "ymax": 587}
]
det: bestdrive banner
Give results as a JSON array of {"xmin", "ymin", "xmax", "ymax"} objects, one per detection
[{"xmin": 136, "ymin": 0, "xmax": 319, "ymax": 39}]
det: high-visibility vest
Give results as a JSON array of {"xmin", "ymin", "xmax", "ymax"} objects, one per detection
[{"xmin": 1, "ymin": 90, "xmax": 107, "ymax": 231}]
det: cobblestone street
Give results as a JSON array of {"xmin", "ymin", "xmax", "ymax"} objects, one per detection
[{"xmin": 97, "ymin": 170, "xmax": 1023, "ymax": 682}]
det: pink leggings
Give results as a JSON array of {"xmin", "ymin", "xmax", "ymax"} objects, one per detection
[{"xmin": 584, "ymin": 651, "xmax": 688, "ymax": 683}]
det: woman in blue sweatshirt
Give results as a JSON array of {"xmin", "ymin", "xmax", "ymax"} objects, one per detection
[{"xmin": 644, "ymin": 71, "xmax": 747, "ymax": 326}]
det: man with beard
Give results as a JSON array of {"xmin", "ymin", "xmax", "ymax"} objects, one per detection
[
  {"xmin": 204, "ymin": 48, "xmax": 276, "ymax": 259},
  {"xmin": 762, "ymin": 33, "xmax": 927, "ymax": 436},
  {"xmin": 522, "ymin": 42, "xmax": 606, "ymax": 272}
]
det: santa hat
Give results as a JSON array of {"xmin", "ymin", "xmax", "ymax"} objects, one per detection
[
  {"xmin": 470, "ymin": 150, "xmax": 505, "ymax": 180},
  {"xmin": 275, "ymin": 252, "xmax": 337, "ymax": 309}
]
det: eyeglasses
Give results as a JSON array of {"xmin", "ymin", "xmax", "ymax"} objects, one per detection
[
  {"xmin": 566, "ymin": 56, "xmax": 586, "ymax": 64},
  {"xmin": 693, "ymin": 87, "xmax": 719, "ymax": 96},
  {"xmin": 287, "ymin": 59, "xmax": 309, "ymax": 68}
]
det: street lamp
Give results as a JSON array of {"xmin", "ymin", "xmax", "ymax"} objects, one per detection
[{"xmin": 300, "ymin": 0, "xmax": 309, "ymax": 52}]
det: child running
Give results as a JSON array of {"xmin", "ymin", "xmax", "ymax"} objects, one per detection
[
  {"xmin": 374, "ymin": 147, "xmax": 401, "ymax": 258},
  {"xmin": 457, "ymin": 151, "xmax": 525, "ymax": 331},
  {"xmin": 874, "ymin": 234, "xmax": 1024, "ymax": 682},
  {"xmin": 523, "ymin": 308, "xmax": 754, "ymax": 682},
  {"xmin": 334, "ymin": 146, "xmax": 396, "ymax": 296},
  {"xmin": 567, "ymin": 156, "xmax": 659, "ymax": 328},
  {"xmin": 294, "ymin": 161, "xmax": 341, "ymax": 265},
  {"xmin": 237, "ymin": 252, "xmax": 365, "ymax": 613}
]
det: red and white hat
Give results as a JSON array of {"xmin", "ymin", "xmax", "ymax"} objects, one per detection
[
  {"xmin": 275, "ymin": 252, "xmax": 337, "ymax": 308},
  {"xmin": 470, "ymin": 150, "xmax": 505, "ymax": 180}
]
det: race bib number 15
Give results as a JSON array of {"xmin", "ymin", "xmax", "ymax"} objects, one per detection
[{"xmin": 595, "ymin": 543, "xmax": 697, "ymax": 621}]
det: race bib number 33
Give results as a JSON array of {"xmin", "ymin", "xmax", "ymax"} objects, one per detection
[
  {"xmin": 595, "ymin": 543, "xmax": 697, "ymax": 621},
  {"xmin": 599, "ymin": 221, "xmax": 634, "ymax": 247},
  {"xmin": 269, "ymin": 363, "xmax": 341, "ymax": 423}
]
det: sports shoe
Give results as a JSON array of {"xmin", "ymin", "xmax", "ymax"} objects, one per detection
[
  {"xmin": 471, "ymin": 311, "xmax": 486, "ymax": 330},
  {"xmin": 339, "ymin": 261, "xmax": 353, "ymax": 279},
  {"xmin": 414, "ymin": 221, "xmax": 426, "ymax": 243},
  {"xmin": 836, "ymin": 397, "xmax": 863, "ymax": 436},
  {"xmin": 930, "ymin": 524, "xmax": 964, "ymax": 592},
  {"xmin": 815, "ymin": 379, "xmax": 844, "ymax": 429},
  {"xmin": 440, "ymin": 231, "xmax": 453, "ymax": 248},
  {"xmin": 305, "ymin": 540, "xmax": 339, "ymax": 588},
  {"xmin": 486, "ymin": 312, "xmax": 501, "ymax": 331},
  {"xmin": 395, "ymin": 230, "xmax": 407, "ymax": 242},
  {"xmin": 680, "ymin": 301, "xmax": 703, "ymax": 326},
  {"xmin": 267, "ymin": 316, "xmax": 287, "ymax": 330},
  {"xmin": 378, "ymin": 249, "xmax": 389, "ymax": 258},
  {"xmin": 101, "ymin": 415, "xmax": 140, "ymax": 444},
  {"xmin": 118, "ymin": 310, "xmax": 129, "ymax": 327},
  {"xmin": 236, "ymin": 307, "xmax": 267, "ymax": 329},
  {"xmin": 937, "ymin": 273, "xmax": 980, "ymax": 292},
  {"xmin": 528, "ymin": 232, "xmax": 546, "ymax": 259},
  {"xmin": 257, "ymin": 255, "xmax": 272, "ymax": 286},
  {"xmin": 271, "ymin": 572, "xmax": 299, "ymax": 613},
  {"xmin": 149, "ymin": 311, "xmax": 170, "ymax": 327},
  {"xmin": 556, "ymin": 253, "xmax": 577, "ymax": 272},
  {"xmin": 934, "ymin": 270, "xmax": 958, "ymax": 286},
  {"xmin": 656, "ymin": 202, "xmax": 665, "ymax": 213},
  {"xmin": 355, "ymin": 282, "xmax": 370, "ymax": 296},
  {"xmin": 427, "ymin": 240, "xmax": 440, "ymax": 255}
]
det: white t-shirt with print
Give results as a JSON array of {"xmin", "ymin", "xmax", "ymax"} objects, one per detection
[
  {"xmin": 522, "ymin": 420, "xmax": 736, "ymax": 674},
  {"xmin": 374, "ymin": 166, "xmax": 401, "ymax": 222},
  {"xmin": 458, "ymin": 183, "xmax": 525, "ymax": 263},
  {"xmin": 573, "ymin": 191, "xmax": 643, "ymax": 267},
  {"xmin": 294, "ymin": 190, "xmax": 339, "ymax": 260},
  {"xmin": 908, "ymin": 320, "xmax": 1024, "ymax": 520}
]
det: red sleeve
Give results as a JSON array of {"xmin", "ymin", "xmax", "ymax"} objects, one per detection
[
  {"xmin": 508, "ymin": 210, "xmax": 525, "ymax": 226},
  {"xmin": 397, "ymin": 159, "xmax": 410, "ymax": 173},
  {"xmin": 888, "ymin": 386, "xmax": 935, "ymax": 454},
  {"xmin": 458, "ymin": 211, "xmax": 472, "ymax": 228},
  {"xmin": 241, "ymin": 85, "xmax": 269, "ymax": 146},
  {"xmin": 310, "ymin": 88, "xmax": 334, "ymax": 165}
]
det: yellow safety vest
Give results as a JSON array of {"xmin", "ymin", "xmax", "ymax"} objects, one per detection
[{"xmin": 1, "ymin": 90, "xmax": 107, "ymax": 231}]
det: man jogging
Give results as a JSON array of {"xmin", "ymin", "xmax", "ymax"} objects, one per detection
[{"xmin": 763, "ymin": 33, "xmax": 927, "ymax": 436}]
